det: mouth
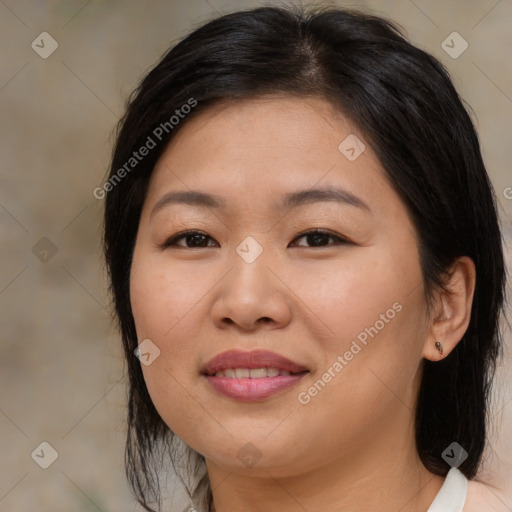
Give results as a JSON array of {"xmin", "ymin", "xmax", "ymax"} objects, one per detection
[
  {"xmin": 201, "ymin": 349, "xmax": 310, "ymax": 402},
  {"xmin": 206, "ymin": 367, "xmax": 306, "ymax": 378}
]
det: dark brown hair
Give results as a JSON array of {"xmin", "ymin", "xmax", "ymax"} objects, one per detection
[{"xmin": 102, "ymin": 5, "xmax": 506, "ymax": 511}]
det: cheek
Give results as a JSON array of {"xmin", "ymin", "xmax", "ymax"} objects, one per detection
[
  {"xmin": 292, "ymin": 246, "xmax": 427, "ymax": 421},
  {"xmin": 293, "ymin": 250, "xmax": 426, "ymax": 420},
  {"xmin": 130, "ymin": 253, "xmax": 207, "ymax": 342},
  {"xmin": 292, "ymin": 246, "xmax": 423, "ymax": 352},
  {"xmin": 130, "ymin": 255, "xmax": 208, "ymax": 439},
  {"xmin": 129, "ymin": 253, "xmax": 202, "ymax": 392}
]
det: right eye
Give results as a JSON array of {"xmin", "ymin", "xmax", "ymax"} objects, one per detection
[{"xmin": 161, "ymin": 230, "xmax": 219, "ymax": 249}]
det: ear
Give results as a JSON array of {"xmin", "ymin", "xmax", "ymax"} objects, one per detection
[{"xmin": 422, "ymin": 256, "xmax": 476, "ymax": 361}]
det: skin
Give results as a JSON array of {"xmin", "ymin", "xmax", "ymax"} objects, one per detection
[
  {"xmin": 130, "ymin": 96, "xmax": 478, "ymax": 511},
  {"xmin": 464, "ymin": 480, "xmax": 511, "ymax": 512}
]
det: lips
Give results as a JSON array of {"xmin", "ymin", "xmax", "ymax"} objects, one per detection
[
  {"xmin": 201, "ymin": 349, "xmax": 309, "ymax": 402},
  {"xmin": 202, "ymin": 349, "xmax": 309, "ymax": 376}
]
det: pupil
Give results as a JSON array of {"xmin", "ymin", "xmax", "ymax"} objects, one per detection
[
  {"xmin": 188, "ymin": 234, "xmax": 207, "ymax": 247},
  {"xmin": 308, "ymin": 233, "xmax": 328, "ymax": 246}
]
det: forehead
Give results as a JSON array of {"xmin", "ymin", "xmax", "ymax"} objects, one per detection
[
  {"xmin": 161, "ymin": 95, "xmax": 352, "ymax": 159},
  {"xmin": 143, "ymin": 96, "xmax": 391, "ymax": 216}
]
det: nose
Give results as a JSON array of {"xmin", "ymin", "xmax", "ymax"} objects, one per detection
[{"xmin": 210, "ymin": 247, "xmax": 292, "ymax": 333}]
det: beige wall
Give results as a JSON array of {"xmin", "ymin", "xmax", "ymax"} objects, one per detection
[{"xmin": 1, "ymin": 1, "xmax": 510, "ymax": 510}]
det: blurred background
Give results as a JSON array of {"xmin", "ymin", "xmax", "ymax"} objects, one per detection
[{"xmin": 0, "ymin": 0, "xmax": 511, "ymax": 510}]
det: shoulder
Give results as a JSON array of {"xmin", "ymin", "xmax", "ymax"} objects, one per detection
[{"xmin": 463, "ymin": 479, "xmax": 511, "ymax": 512}]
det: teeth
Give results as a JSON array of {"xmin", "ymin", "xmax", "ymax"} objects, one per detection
[
  {"xmin": 213, "ymin": 367, "xmax": 293, "ymax": 378},
  {"xmin": 249, "ymin": 368, "xmax": 267, "ymax": 379},
  {"xmin": 235, "ymin": 368, "xmax": 250, "ymax": 378}
]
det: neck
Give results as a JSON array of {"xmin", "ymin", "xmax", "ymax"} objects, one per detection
[
  {"xmin": 205, "ymin": 404, "xmax": 444, "ymax": 512},
  {"xmin": 207, "ymin": 458, "xmax": 443, "ymax": 512}
]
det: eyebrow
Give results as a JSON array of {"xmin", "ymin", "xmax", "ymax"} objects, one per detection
[
  {"xmin": 150, "ymin": 186, "xmax": 370, "ymax": 218},
  {"xmin": 281, "ymin": 187, "xmax": 370, "ymax": 212}
]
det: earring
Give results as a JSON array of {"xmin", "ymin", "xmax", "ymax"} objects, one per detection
[{"xmin": 435, "ymin": 341, "xmax": 443, "ymax": 355}]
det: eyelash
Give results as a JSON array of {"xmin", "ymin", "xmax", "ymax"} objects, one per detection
[{"xmin": 160, "ymin": 229, "xmax": 350, "ymax": 249}]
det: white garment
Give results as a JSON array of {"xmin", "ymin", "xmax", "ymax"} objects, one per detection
[{"xmin": 427, "ymin": 467, "xmax": 468, "ymax": 512}]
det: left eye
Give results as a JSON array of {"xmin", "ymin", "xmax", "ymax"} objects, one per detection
[{"xmin": 289, "ymin": 229, "xmax": 349, "ymax": 248}]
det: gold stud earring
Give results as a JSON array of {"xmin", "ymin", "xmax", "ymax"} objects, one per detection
[{"xmin": 435, "ymin": 341, "xmax": 443, "ymax": 355}]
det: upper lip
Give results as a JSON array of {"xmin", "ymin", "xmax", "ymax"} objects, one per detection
[{"xmin": 202, "ymin": 349, "xmax": 309, "ymax": 375}]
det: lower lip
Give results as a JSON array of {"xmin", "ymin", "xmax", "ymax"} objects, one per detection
[{"xmin": 204, "ymin": 374, "xmax": 307, "ymax": 402}]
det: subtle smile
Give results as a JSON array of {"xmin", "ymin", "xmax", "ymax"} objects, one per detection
[{"xmin": 202, "ymin": 350, "xmax": 310, "ymax": 402}]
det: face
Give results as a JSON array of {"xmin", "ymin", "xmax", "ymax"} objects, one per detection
[{"xmin": 130, "ymin": 96, "xmax": 430, "ymax": 478}]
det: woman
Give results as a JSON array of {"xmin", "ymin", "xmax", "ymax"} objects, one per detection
[{"xmin": 102, "ymin": 5, "xmax": 507, "ymax": 511}]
